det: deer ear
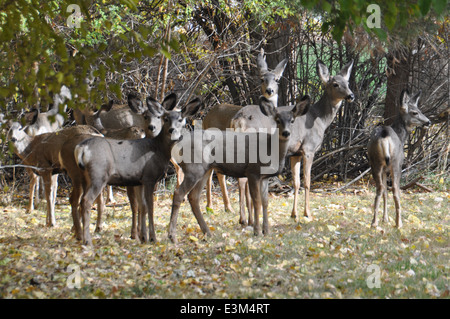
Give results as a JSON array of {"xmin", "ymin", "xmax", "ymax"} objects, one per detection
[
  {"xmin": 182, "ymin": 98, "xmax": 202, "ymax": 118},
  {"xmin": 162, "ymin": 93, "xmax": 177, "ymax": 111},
  {"xmin": 410, "ymin": 90, "xmax": 421, "ymax": 106},
  {"xmin": 293, "ymin": 95, "xmax": 311, "ymax": 117},
  {"xmin": 400, "ymin": 89, "xmax": 410, "ymax": 113},
  {"xmin": 128, "ymin": 92, "xmax": 145, "ymax": 114},
  {"xmin": 146, "ymin": 96, "xmax": 164, "ymax": 116},
  {"xmin": 316, "ymin": 60, "xmax": 329, "ymax": 84},
  {"xmin": 274, "ymin": 58, "xmax": 288, "ymax": 81},
  {"xmin": 339, "ymin": 60, "xmax": 354, "ymax": 81},
  {"xmin": 101, "ymin": 100, "xmax": 114, "ymax": 113},
  {"xmin": 257, "ymin": 48, "xmax": 268, "ymax": 75},
  {"xmin": 259, "ymin": 96, "xmax": 276, "ymax": 117}
]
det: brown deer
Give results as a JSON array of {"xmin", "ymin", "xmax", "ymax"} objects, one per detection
[
  {"xmin": 8, "ymin": 124, "xmax": 103, "ymax": 234},
  {"xmin": 368, "ymin": 89, "xmax": 431, "ymax": 228},
  {"xmin": 21, "ymin": 85, "xmax": 72, "ymax": 212}
]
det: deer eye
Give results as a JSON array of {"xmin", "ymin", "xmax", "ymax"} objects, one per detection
[
  {"xmin": 333, "ymin": 83, "xmax": 339, "ymax": 88},
  {"xmin": 411, "ymin": 111, "xmax": 418, "ymax": 116},
  {"xmin": 290, "ymin": 119, "xmax": 295, "ymax": 123}
]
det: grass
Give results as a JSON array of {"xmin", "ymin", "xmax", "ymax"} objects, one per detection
[{"xmin": 0, "ymin": 180, "xmax": 448, "ymax": 299}]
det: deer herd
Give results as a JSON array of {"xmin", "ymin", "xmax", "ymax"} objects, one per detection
[{"xmin": 5, "ymin": 49, "xmax": 431, "ymax": 246}]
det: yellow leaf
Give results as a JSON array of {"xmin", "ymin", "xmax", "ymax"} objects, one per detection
[
  {"xmin": 242, "ymin": 279, "xmax": 252, "ymax": 287},
  {"xmin": 326, "ymin": 225, "xmax": 337, "ymax": 232},
  {"xmin": 230, "ymin": 263, "xmax": 239, "ymax": 272},
  {"xmin": 408, "ymin": 215, "xmax": 421, "ymax": 225},
  {"xmin": 225, "ymin": 245, "xmax": 235, "ymax": 252},
  {"xmin": 189, "ymin": 236, "xmax": 198, "ymax": 242}
]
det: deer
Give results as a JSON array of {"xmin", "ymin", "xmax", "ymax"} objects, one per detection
[
  {"xmin": 21, "ymin": 85, "xmax": 72, "ymax": 212},
  {"xmin": 8, "ymin": 123, "xmax": 104, "ymax": 233},
  {"xmin": 230, "ymin": 60, "xmax": 355, "ymax": 222},
  {"xmin": 24, "ymin": 85, "xmax": 72, "ymax": 136},
  {"xmin": 368, "ymin": 89, "xmax": 431, "ymax": 228},
  {"xmin": 89, "ymin": 96, "xmax": 177, "ymax": 240},
  {"xmin": 75, "ymin": 93, "xmax": 160, "ymax": 206},
  {"xmin": 72, "ymin": 92, "xmax": 151, "ymax": 134},
  {"xmin": 201, "ymin": 48, "xmax": 287, "ymax": 214},
  {"xmin": 74, "ymin": 94, "xmax": 202, "ymax": 246},
  {"xmin": 168, "ymin": 95, "xmax": 311, "ymax": 243}
]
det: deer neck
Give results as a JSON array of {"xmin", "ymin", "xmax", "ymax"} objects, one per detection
[
  {"xmin": 154, "ymin": 128, "xmax": 177, "ymax": 159},
  {"xmin": 313, "ymin": 93, "xmax": 342, "ymax": 127},
  {"xmin": 267, "ymin": 94, "xmax": 278, "ymax": 107},
  {"xmin": 391, "ymin": 115, "xmax": 409, "ymax": 145},
  {"xmin": 14, "ymin": 133, "xmax": 33, "ymax": 158}
]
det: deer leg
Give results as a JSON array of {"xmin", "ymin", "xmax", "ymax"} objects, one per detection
[
  {"xmin": 217, "ymin": 173, "xmax": 234, "ymax": 213},
  {"xmin": 261, "ymin": 178, "xmax": 269, "ymax": 235},
  {"xmin": 238, "ymin": 177, "xmax": 247, "ymax": 225},
  {"xmin": 94, "ymin": 192, "xmax": 104, "ymax": 233},
  {"xmin": 290, "ymin": 156, "xmax": 301, "ymax": 219},
  {"xmin": 245, "ymin": 180, "xmax": 253, "ymax": 226},
  {"xmin": 302, "ymin": 154, "xmax": 313, "ymax": 219},
  {"xmin": 43, "ymin": 173, "xmax": 57, "ymax": 227},
  {"xmin": 248, "ymin": 177, "xmax": 262, "ymax": 236},
  {"xmin": 187, "ymin": 173, "xmax": 212, "ymax": 238},
  {"xmin": 127, "ymin": 186, "xmax": 139, "ymax": 239},
  {"xmin": 69, "ymin": 179, "xmax": 83, "ymax": 241},
  {"xmin": 80, "ymin": 182, "xmax": 104, "ymax": 246},
  {"xmin": 391, "ymin": 167, "xmax": 402, "ymax": 228},
  {"xmin": 168, "ymin": 171, "xmax": 203, "ymax": 243},
  {"xmin": 135, "ymin": 185, "xmax": 148, "ymax": 243},
  {"xmin": 382, "ymin": 172, "xmax": 389, "ymax": 224},
  {"xmin": 27, "ymin": 169, "xmax": 38, "ymax": 213},
  {"xmin": 206, "ymin": 169, "xmax": 213, "ymax": 209},
  {"xmin": 144, "ymin": 184, "xmax": 157, "ymax": 243},
  {"xmin": 106, "ymin": 186, "xmax": 115, "ymax": 204},
  {"xmin": 371, "ymin": 168, "xmax": 384, "ymax": 228}
]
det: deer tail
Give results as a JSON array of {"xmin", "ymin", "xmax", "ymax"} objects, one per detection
[
  {"xmin": 380, "ymin": 128, "xmax": 391, "ymax": 166},
  {"xmin": 74, "ymin": 144, "xmax": 86, "ymax": 170}
]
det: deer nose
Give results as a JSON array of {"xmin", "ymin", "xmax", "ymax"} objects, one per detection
[
  {"xmin": 425, "ymin": 120, "xmax": 431, "ymax": 126},
  {"xmin": 11, "ymin": 137, "xmax": 17, "ymax": 143},
  {"xmin": 346, "ymin": 93, "xmax": 355, "ymax": 102},
  {"xmin": 266, "ymin": 88, "xmax": 274, "ymax": 96},
  {"xmin": 148, "ymin": 125, "xmax": 155, "ymax": 132},
  {"xmin": 282, "ymin": 131, "xmax": 290, "ymax": 138},
  {"xmin": 168, "ymin": 128, "xmax": 175, "ymax": 134}
]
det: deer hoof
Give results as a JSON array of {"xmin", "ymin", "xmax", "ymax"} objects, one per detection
[{"xmin": 239, "ymin": 219, "xmax": 247, "ymax": 226}]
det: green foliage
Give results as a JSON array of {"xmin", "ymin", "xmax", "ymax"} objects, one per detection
[
  {"xmin": 0, "ymin": 0, "xmax": 446, "ymax": 114},
  {"xmin": 0, "ymin": 0, "xmax": 157, "ymax": 110},
  {"xmin": 296, "ymin": 0, "xmax": 447, "ymax": 43}
]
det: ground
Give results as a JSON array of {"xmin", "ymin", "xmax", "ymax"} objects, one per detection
[{"xmin": 0, "ymin": 180, "xmax": 448, "ymax": 299}]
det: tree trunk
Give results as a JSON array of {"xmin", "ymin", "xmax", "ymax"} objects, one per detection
[
  {"xmin": 265, "ymin": 19, "xmax": 291, "ymax": 106},
  {"xmin": 384, "ymin": 48, "xmax": 411, "ymax": 125}
]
